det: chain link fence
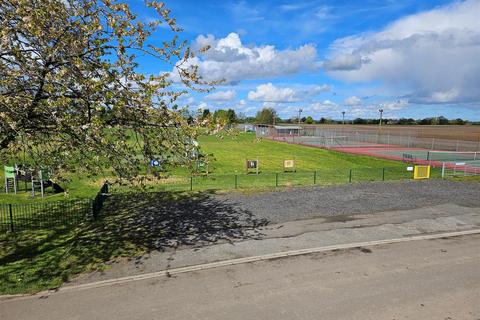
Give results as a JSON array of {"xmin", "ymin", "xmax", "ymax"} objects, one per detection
[
  {"xmin": 262, "ymin": 126, "xmax": 480, "ymax": 151},
  {"xmin": 109, "ymin": 166, "xmax": 440, "ymax": 195}
]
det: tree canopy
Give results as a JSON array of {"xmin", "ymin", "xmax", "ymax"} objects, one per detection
[
  {"xmin": 255, "ymin": 107, "xmax": 277, "ymax": 125},
  {"xmin": 0, "ymin": 0, "xmax": 212, "ymax": 179}
]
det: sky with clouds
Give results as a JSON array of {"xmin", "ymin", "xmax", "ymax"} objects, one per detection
[{"xmin": 134, "ymin": 0, "xmax": 480, "ymax": 120}]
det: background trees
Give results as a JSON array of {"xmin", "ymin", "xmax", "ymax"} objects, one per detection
[{"xmin": 255, "ymin": 107, "xmax": 278, "ymax": 125}]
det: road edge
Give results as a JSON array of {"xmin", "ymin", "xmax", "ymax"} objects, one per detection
[{"xmin": 2, "ymin": 228, "xmax": 480, "ymax": 301}]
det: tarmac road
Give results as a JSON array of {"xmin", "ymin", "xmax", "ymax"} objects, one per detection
[{"xmin": 2, "ymin": 234, "xmax": 479, "ymax": 320}]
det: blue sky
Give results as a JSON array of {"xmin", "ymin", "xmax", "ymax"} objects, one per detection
[{"xmin": 132, "ymin": 0, "xmax": 480, "ymax": 120}]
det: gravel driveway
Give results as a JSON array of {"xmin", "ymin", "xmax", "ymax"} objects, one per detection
[{"xmin": 217, "ymin": 180, "xmax": 480, "ymax": 224}]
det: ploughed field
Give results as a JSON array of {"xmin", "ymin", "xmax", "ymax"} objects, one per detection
[{"xmin": 302, "ymin": 124, "xmax": 480, "ymax": 141}]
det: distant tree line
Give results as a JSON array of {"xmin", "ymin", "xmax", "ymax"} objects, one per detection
[
  {"xmin": 241, "ymin": 108, "xmax": 479, "ymax": 126},
  {"xmin": 182, "ymin": 107, "xmax": 479, "ymax": 126}
]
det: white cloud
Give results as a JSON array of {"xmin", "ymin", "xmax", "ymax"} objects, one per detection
[
  {"xmin": 276, "ymin": 100, "xmax": 339, "ymax": 117},
  {"xmin": 247, "ymin": 83, "xmax": 331, "ymax": 103},
  {"xmin": 172, "ymin": 32, "xmax": 319, "ymax": 84},
  {"xmin": 310, "ymin": 84, "xmax": 332, "ymax": 94},
  {"xmin": 248, "ymin": 83, "xmax": 298, "ymax": 102},
  {"xmin": 344, "ymin": 96, "xmax": 361, "ymax": 106},
  {"xmin": 204, "ymin": 90, "xmax": 236, "ymax": 101},
  {"xmin": 380, "ymin": 99, "xmax": 409, "ymax": 111},
  {"xmin": 324, "ymin": 0, "xmax": 480, "ymax": 104},
  {"xmin": 175, "ymin": 93, "xmax": 195, "ymax": 105}
]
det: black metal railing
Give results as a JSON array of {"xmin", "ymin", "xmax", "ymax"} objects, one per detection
[
  {"xmin": 0, "ymin": 182, "xmax": 109, "ymax": 232},
  {"xmin": 92, "ymin": 182, "xmax": 109, "ymax": 220}
]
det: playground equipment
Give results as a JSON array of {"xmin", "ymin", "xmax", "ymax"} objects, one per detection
[
  {"xmin": 3, "ymin": 165, "xmax": 64, "ymax": 197},
  {"xmin": 4, "ymin": 166, "xmax": 17, "ymax": 194}
]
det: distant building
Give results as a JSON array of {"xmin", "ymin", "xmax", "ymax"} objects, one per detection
[
  {"xmin": 254, "ymin": 125, "xmax": 303, "ymax": 137},
  {"xmin": 273, "ymin": 125, "xmax": 302, "ymax": 136}
]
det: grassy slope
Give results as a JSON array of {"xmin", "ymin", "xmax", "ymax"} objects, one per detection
[
  {"xmin": 184, "ymin": 133, "xmax": 404, "ymax": 174},
  {"xmin": 0, "ymin": 133, "xmax": 404, "ymax": 203}
]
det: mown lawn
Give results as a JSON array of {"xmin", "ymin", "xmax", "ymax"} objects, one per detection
[
  {"xmin": 0, "ymin": 132, "xmax": 407, "ymax": 203},
  {"xmin": 191, "ymin": 133, "xmax": 405, "ymax": 174}
]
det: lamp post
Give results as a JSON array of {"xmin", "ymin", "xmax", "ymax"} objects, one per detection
[
  {"xmin": 342, "ymin": 111, "xmax": 346, "ymax": 125},
  {"xmin": 379, "ymin": 109, "xmax": 384, "ymax": 127},
  {"xmin": 298, "ymin": 108, "xmax": 303, "ymax": 124}
]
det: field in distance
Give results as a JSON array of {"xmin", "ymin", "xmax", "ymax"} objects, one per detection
[{"xmin": 301, "ymin": 124, "xmax": 480, "ymax": 141}]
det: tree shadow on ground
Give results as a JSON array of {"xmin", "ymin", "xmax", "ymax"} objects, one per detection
[
  {"xmin": 97, "ymin": 190, "xmax": 269, "ymax": 251},
  {"xmin": 0, "ymin": 190, "xmax": 269, "ymax": 294}
]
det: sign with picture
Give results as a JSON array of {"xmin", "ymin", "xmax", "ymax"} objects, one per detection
[
  {"xmin": 246, "ymin": 159, "xmax": 259, "ymax": 174},
  {"xmin": 246, "ymin": 160, "xmax": 258, "ymax": 169},
  {"xmin": 283, "ymin": 160, "xmax": 295, "ymax": 168}
]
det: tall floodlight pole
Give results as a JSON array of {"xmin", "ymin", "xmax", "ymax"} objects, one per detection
[
  {"xmin": 298, "ymin": 108, "xmax": 303, "ymax": 124},
  {"xmin": 379, "ymin": 109, "xmax": 384, "ymax": 127},
  {"xmin": 342, "ymin": 111, "xmax": 346, "ymax": 125}
]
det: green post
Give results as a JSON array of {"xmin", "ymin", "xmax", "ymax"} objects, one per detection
[
  {"xmin": 234, "ymin": 175, "xmax": 238, "ymax": 189},
  {"xmin": 349, "ymin": 169, "xmax": 352, "ymax": 183},
  {"xmin": 190, "ymin": 176, "xmax": 193, "ymax": 191},
  {"xmin": 9, "ymin": 204, "xmax": 14, "ymax": 232},
  {"xmin": 275, "ymin": 173, "xmax": 279, "ymax": 187},
  {"xmin": 313, "ymin": 171, "xmax": 317, "ymax": 184},
  {"xmin": 382, "ymin": 168, "xmax": 385, "ymax": 181}
]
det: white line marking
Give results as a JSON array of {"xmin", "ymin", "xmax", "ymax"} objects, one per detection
[{"xmin": 2, "ymin": 228, "xmax": 480, "ymax": 301}]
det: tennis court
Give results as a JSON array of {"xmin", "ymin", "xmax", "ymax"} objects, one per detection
[
  {"xmin": 330, "ymin": 147, "xmax": 480, "ymax": 176},
  {"xmin": 269, "ymin": 129, "xmax": 480, "ymax": 175}
]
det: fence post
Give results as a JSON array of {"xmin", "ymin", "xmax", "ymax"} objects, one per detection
[
  {"xmin": 234, "ymin": 174, "xmax": 238, "ymax": 189},
  {"xmin": 441, "ymin": 162, "xmax": 445, "ymax": 179},
  {"xmin": 349, "ymin": 169, "xmax": 352, "ymax": 183},
  {"xmin": 92, "ymin": 199, "xmax": 97, "ymax": 221},
  {"xmin": 275, "ymin": 173, "xmax": 279, "ymax": 187},
  {"xmin": 190, "ymin": 176, "xmax": 193, "ymax": 191},
  {"xmin": 382, "ymin": 168, "xmax": 385, "ymax": 181},
  {"xmin": 9, "ymin": 204, "xmax": 14, "ymax": 232},
  {"xmin": 313, "ymin": 171, "xmax": 317, "ymax": 184}
]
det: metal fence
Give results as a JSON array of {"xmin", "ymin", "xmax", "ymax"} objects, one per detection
[
  {"xmin": 441, "ymin": 162, "xmax": 480, "ymax": 178},
  {"xmin": 0, "ymin": 182, "xmax": 109, "ymax": 232},
  {"xmin": 92, "ymin": 182, "xmax": 109, "ymax": 219},
  {"xmin": 110, "ymin": 167, "xmax": 435, "ymax": 194},
  {"xmin": 264, "ymin": 127, "xmax": 480, "ymax": 151}
]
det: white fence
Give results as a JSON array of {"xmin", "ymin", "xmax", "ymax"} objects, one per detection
[{"xmin": 441, "ymin": 162, "xmax": 480, "ymax": 178}]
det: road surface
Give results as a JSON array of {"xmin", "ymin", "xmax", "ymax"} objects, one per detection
[{"xmin": 2, "ymin": 234, "xmax": 479, "ymax": 320}]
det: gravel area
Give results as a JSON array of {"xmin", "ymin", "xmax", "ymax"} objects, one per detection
[{"xmin": 217, "ymin": 180, "xmax": 480, "ymax": 224}]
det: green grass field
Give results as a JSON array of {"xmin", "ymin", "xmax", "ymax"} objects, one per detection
[
  {"xmin": 0, "ymin": 132, "xmax": 409, "ymax": 203},
  {"xmin": 194, "ymin": 133, "xmax": 404, "ymax": 173}
]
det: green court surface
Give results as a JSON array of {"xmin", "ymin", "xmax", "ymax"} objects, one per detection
[{"xmin": 376, "ymin": 150, "xmax": 480, "ymax": 167}]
